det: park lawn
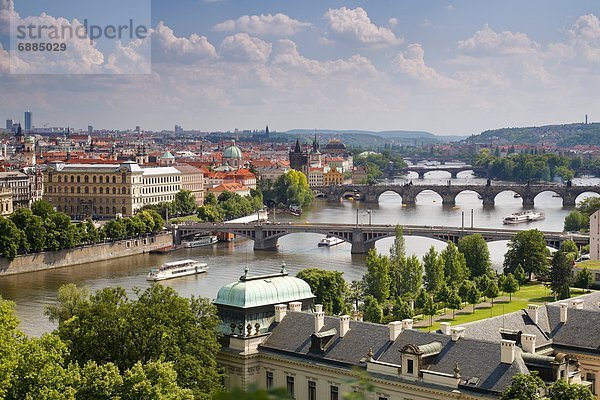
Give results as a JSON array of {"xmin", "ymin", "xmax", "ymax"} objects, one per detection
[
  {"xmin": 578, "ymin": 260, "xmax": 600, "ymax": 269},
  {"xmin": 420, "ymin": 283, "xmax": 585, "ymax": 332},
  {"xmin": 169, "ymin": 215, "xmax": 201, "ymax": 223}
]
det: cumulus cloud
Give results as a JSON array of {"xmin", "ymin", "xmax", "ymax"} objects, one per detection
[
  {"xmin": 392, "ymin": 43, "xmax": 457, "ymax": 88},
  {"xmin": 567, "ymin": 14, "xmax": 600, "ymax": 62},
  {"xmin": 219, "ymin": 33, "xmax": 272, "ymax": 63},
  {"xmin": 153, "ymin": 21, "xmax": 217, "ymax": 63},
  {"xmin": 213, "ymin": 13, "xmax": 311, "ymax": 36},
  {"xmin": 458, "ymin": 24, "xmax": 539, "ymax": 56},
  {"xmin": 324, "ymin": 7, "xmax": 401, "ymax": 46}
]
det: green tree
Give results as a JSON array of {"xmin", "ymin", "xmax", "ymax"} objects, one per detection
[
  {"xmin": 45, "ymin": 284, "xmax": 90, "ymax": 324},
  {"xmin": 362, "ymin": 249, "xmax": 390, "ymax": 302},
  {"xmin": 0, "ymin": 298, "xmax": 20, "ymax": 399},
  {"xmin": 77, "ymin": 361, "xmax": 123, "ymax": 400},
  {"xmin": 103, "ymin": 219, "xmax": 127, "ymax": 240},
  {"xmin": 484, "ymin": 279, "xmax": 500, "ymax": 310},
  {"xmin": 434, "ymin": 284, "xmax": 452, "ymax": 314},
  {"xmin": 31, "ymin": 199, "xmax": 56, "ymax": 219},
  {"xmin": 466, "ymin": 284, "xmax": 481, "ymax": 314},
  {"xmin": 423, "ymin": 295, "xmax": 438, "ymax": 331},
  {"xmin": 564, "ymin": 210, "xmax": 589, "ymax": 232},
  {"xmin": 10, "ymin": 208, "xmax": 46, "ymax": 253},
  {"xmin": 458, "ymin": 234, "xmax": 491, "ymax": 278},
  {"xmin": 204, "ymin": 192, "xmax": 217, "ymax": 206},
  {"xmin": 53, "ymin": 285, "xmax": 222, "ymax": 399},
  {"xmin": 501, "ymin": 273, "xmax": 520, "ymax": 301},
  {"xmin": 392, "ymin": 298, "xmax": 413, "ymax": 320},
  {"xmin": 45, "ymin": 212, "xmax": 79, "ymax": 250},
  {"xmin": 0, "ymin": 217, "xmax": 21, "ymax": 258},
  {"xmin": 124, "ymin": 216, "xmax": 146, "ymax": 238},
  {"xmin": 347, "ymin": 280, "xmax": 364, "ymax": 313},
  {"xmin": 214, "ymin": 387, "xmax": 292, "ymax": 400},
  {"xmin": 296, "ymin": 269, "xmax": 349, "ymax": 315},
  {"xmin": 576, "ymin": 197, "xmax": 600, "ymax": 217},
  {"xmin": 397, "ymin": 255, "xmax": 423, "ymax": 298},
  {"xmin": 415, "ymin": 287, "xmax": 429, "ymax": 310},
  {"xmin": 173, "ymin": 190, "xmax": 197, "ymax": 216},
  {"xmin": 81, "ymin": 219, "xmax": 100, "ymax": 244},
  {"xmin": 547, "ymin": 378, "xmax": 594, "ymax": 400},
  {"xmin": 422, "ymin": 246, "xmax": 444, "ymax": 293},
  {"xmin": 120, "ymin": 361, "xmax": 194, "ymax": 400},
  {"xmin": 514, "ymin": 265, "xmax": 527, "ymax": 285},
  {"xmin": 197, "ymin": 204, "xmax": 222, "ymax": 222},
  {"xmin": 440, "ymin": 241, "xmax": 469, "ymax": 287},
  {"xmin": 500, "ymin": 372, "xmax": 544, "ymax": 400},
  {"xmin": 388, "ymin": 226, "xmax": 406, "ymax": 297},
  {"xmin": 447, "ymin": 289, "xmax": 462, "ymax": 320},
  {"xmin": 361, "ymin": 295, "xmax": 382, "ymax": 323},
  {"xmin": 550, "ymin": 251, "xmax": 572, "ymax": 300},
  {"xmin": 574, "ymin": 267, "xmax": 593, "ymax": 292},
  {"xmin": 504, "ymin": 230, "xmax": 550, "ymax": 280},
  {"xmin": 271, "ymin": 170, "xmax": 313, "ymax": 208}
]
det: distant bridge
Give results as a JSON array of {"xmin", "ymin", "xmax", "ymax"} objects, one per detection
[
  {"xmin": 173, "ymin": 222, "xmax": 588, "ymax": 254},
  {"xmin": 312, "ymin": 183, "xmax": 600, "ymax": 206},
  {"xmin": 396, "ymin": 165, "xmax": 486, "ymax": 179}
]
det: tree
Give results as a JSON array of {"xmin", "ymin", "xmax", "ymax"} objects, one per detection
[
  {"xmin": 45, "ymin": 212, "xmax": 79, "ymax": 250},
  {"xmin": 504, "ymin": 229, "xmax": 550, "ymax": 281},
  {"xmin": 45, "ymin": 284, "xmax": 90, "ymax": 324},
  {"xmin": 423, "ymin": 295, "xmax": 438, "ymax": 331},
  {"xmin": 501, "ymin": 273, "xmax": 520, "ymax": 301},
  {"xmin": 103, "ymin": 219, "xmax": 127, "ymax": 240},
  {"xmin": 173, "ymin": 190, "xmax": 197, "ymax": 216},
  {"xmin": 120, "ymin": 361, "xmax": 194, "ymax": 400},
  {"xmin": 124, "ymin": 216, "xmax": 146, "ymax": 238},
  {"xmin": 484, "ymin": 279, "xmax": 500, "ymax": 311},
  {"xmin": 440, "ymin": 242, "xmax": 468, "ymax": 287},
  {"xmin": 560, "ymin": 239, "xmax": 579, "ymax": 255},
  {"xmin": 574, "ymin": 267, "xmax": 593, "ymax": 292},
  {"xmin": 466, "ymin": 284, "xmax": 481, "ymax": 314},
  {"xmin": 270, "ymin": 170, "xmax": 313, "ymax": 208},
  {"xmin": 296, "ymin": 269, "xmax": 348, "ymax": 315},
  {"xmin": 31, "ymin": 199, "xmax": 55, "ymax": 219},
  {"xmin": 0, "ymin": 217, "xmax": 21, "ymax": 259},
  {"xmin": 447, "ymin": 289, "xmax": 462, "ymax": 320},
  {"xmin": 0, "ymin": 297, "xmax": 20, "ymax": 399},
  {"xmin": 547, "ymin": 378, "xmax": 594, "ymax": 400},
  {"xmin": 550, "ymin": 251, "xmax": 572, "ymax": 300},
  {"xmin": 214, "ymin": 387, "xmax": 292, "ymax": 400},
  {"xmin": 422, "ymin": 246, "xmax": 444, "ymax": 293},
  {"xmin": 10, "ymin": 208, "xmax": 46, "ymax": 253},
  {"xmin": 458, "ymin": 234, "xmax": 491, "ymax": 278},
  {"xmin": 564, "ymin": 210, "xmax": 588, "ymax": 232},
  {"xmin": 388, "ymin": 226, "xmax": 406, "ymax": 297},
  {"xmin": 362, "ymin": 249, "xmax": 390, "ymax": 302},
  {"xmin": 392, "ymin": 298, "xmax": 413, "ymax": 320},
  {"xmin": 500, "ymin": 372, "xmax": 544, "ymax": 400},
  {"xmin": 77, "ymin": 361, "xmax": 124, "ymax": 400},
  {"xmin": 415, "ymin": 287, "xmax": 429, "ymax": 310},
  {"xmin": 514, "ymin": 265, "xmax": 527, "ymax": 285},
  {"xmin": 361, "ymin": 295, "xmax": 382, "ymax": 323},
  {"xmin": 80, "ymin": 219, "xmax": 100, "ymax": 244},
  {"xmin": 434, "ymin": 284, "xmax": 452, "ymax": 314},
  {"xmin": 197, "ymin": 204, "xmax": 222, "ymax": 222},
  {"xmin": 347, "ymin": 280, "xmax": 364, "ymax": 312},
  {"xmin": 397, "ymin": 255, "xmax": 423, "ymax": 298},
  {"xmin": 53, "ymin": 285, "xmax": 222, "ymax": 399}
]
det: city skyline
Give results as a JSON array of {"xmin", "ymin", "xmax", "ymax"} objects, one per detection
[{"xmin": 1, "ymin": 1, "xmax": 600, "ymax": 135}]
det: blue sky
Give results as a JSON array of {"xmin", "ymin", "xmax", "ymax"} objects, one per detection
[{"xmin": 2, "ymin": 0, "xmax": 600, "ymax": 135}]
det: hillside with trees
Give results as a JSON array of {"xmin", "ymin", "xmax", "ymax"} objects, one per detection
[{"xmin": 465, "ymin": 122, "xmax": 600, "ymax": 146}]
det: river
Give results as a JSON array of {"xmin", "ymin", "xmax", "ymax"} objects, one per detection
[{"xmin": 1, "ymin": 169, "xmax": 598, "ymax": 336}]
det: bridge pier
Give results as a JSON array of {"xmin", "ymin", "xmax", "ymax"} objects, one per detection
[
  {"xmin": 521, "ymin": 195, "xmax": 535, "ymax": 206},
  {"xmin": 450, "ymin": 171, "xmax": 459, "ymax": 179},
  {"xmin": 362, "ymin": 194, "xmax": 379, "ymax": 203},
  {"xmin": 402, "ymin": 195, "xmax": 416, "ymax": 205},
  {"xmin": 253, "ymin": 227, "xmax": 279, "ymax": 251},
  {"xmin": 418, "ymin": 172, "xmax": 426, "ymax": 179},
  {"xmin": 350, "ymin": 228, "xmax": 375, "ymax": 254},
  {"xmin": 441, "ymin": 194, "xmax": 456, "ymax": 206},
  {"xmin": 562, "ymin": 194, "xmax": 577, "ymax": 207},
  {"xmin": 482, "ymin": 195, "xmax": 495, "ymax": 206}
]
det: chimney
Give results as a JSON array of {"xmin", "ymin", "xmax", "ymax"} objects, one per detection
[
  {"xmin": 440, "ymin": 322, "xmax": 452, "ymax": 335},
  {"xmin": 314, "ymin": 304, "xmax": 325, "ymax": 332},
  {"xmin": 521, "ymin": 334, "xmax": 536, "ymax": 354},
  {"xmin": 571, "ymin": 299, "xmax": 584, "ymax": 310},
  {"xmin": 501, "ymin": 340, "xmax": 516, "ymax": 364},
  {"xmin": 388, "ymin": 321, "xmax": 402, "ymax": 341},
  {"xmin": 528, "ymin": 304, "xmax": 539, "ymax": 324},
  {"xmin": 451, "ymin": 326, "xmax": 465, "ymax": 342},
  {"xmin": 559, "ymin": 302, "xmax": 568, "ymax": 323},
  {"xmin": 274, "ymin": 304, "xmax": 287, "ymax": 323},
  {"xmin": 402, "ymin": 319, "xmax": 413, "ymax": 331},
  {"xmin": 340, "ymin": 315, "xmax": 350, "ymax": 338},
  {"xmin": 288, "ymin": 301, "xmax": 302, "ymax": 312}
]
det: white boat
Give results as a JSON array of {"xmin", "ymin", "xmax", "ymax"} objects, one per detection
[
  {"xmin": 182, "ymin": 235, "xmax": 218, "ymax": 248},
  {"xmin": 318, "ymin": 235, "xmax": 344, "ymax": 247},
  {"xmin": 146, "ymin": 259, "xmax": 208, "ymax": 281},
  {"xmin": 502, "ymin": 211, "xmax": 545, "ymax": 225}
]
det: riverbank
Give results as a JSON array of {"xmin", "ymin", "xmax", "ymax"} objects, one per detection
[{"xmin": 0, "ymin": 232, "xmax": 173, "ymax": 276}]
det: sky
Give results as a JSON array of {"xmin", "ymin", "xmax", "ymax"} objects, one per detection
[{"xmin": 1, "ymin": 0, "xmax": 600, "ymax": 135}]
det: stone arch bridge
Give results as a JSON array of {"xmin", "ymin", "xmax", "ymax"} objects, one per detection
[
  {"xmin": 397, "ymin": 166, "xmax": 486, "ymax": 179},
  {"xmin": 312, "ymin": 183, "xmax": 600, "ymax": 206},
  {"xmin": 173, "ymin": 222, "xmax": 588, "ymax": 254}
]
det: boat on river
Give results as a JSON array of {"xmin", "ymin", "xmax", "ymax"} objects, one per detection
[
  {"xmin": 318, "ymin": 235, "xmax": 344, "ymax": 247},
  {"xmin": 146, "ymin": 259, "xmax": 207, "ymax": 281},
  {"xmin": 502, "ymin": 211, "xmax": 545, "ymax": 225},
  {"xmin": 182, "ymin": 234, "xmax": 218, "ymax": 248}
]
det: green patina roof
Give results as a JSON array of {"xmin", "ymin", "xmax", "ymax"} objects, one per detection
[
  {"xmin": 214, "ymin": 272, "xmax": 314, "ymax": 309},
  {"xmin": 222, "ymin": 143, "xmax": 243, "ymax": 159},
  {"xmin": 161, "ymin": 151, "xmax": 175, "ymax": 159}
]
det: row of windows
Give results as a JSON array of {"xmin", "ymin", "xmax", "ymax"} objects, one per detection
[
  {"xmin": 46, "ymin": 186, "xmax": 132, "ymax": 195},
  {"xmin": 267, "ymin": 373, "xmax": 388, "ymax": 400},
  {"xmin": 143, "ymin": 176, "xmax": 179, "ymax": 185},
  {"xmin": 141, "ymin": 185, "xmax": 179, "ymax": 194},
  {"xmin": 51, "ymin": 174, "xmax": 124, "ymax": 184},
  {"xmin": 56, "ymin": 205, "xmax": 127, "ymax": 215},
  {"xmin": 53, "ymin": 197, "xmax": 123, "ymax": 205}
]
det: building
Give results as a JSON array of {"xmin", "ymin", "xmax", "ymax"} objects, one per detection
[
  {"xmin": 5, "ymin": 119, "xmax": 13, "ymax": 131},
  {"xmin": 323, "ymin": 139, "xmax": 348, "ymax": 156},
  {"xmin": 158, "ymin": 151, "xmax": 175, "ymax": 166},
  {"xmin": 0, "ymin": 170, "xmax": 35, "ymax": 208},
  {"xmin": 289, "ymin": 139, "xmax": 307, "ymax": 171},
  {"xmin": 307, "ymin": 167, "xmax": 324, "ymax": 187},
  {"xmin": 307, "ymin": 135, "xmax": 322, "ymax": 168},
  {"xmin": 216, "ymin": 270, "xmax": 590, "ymax": 399},
  {"xmin": 590, "ymin": 210, "xmax": 600, "ymax": 260},
  {"xmin": 323, "ymin": 168, "xmax": 344, "ymax": 186},
  {"xmin": 224, "ymin": 169, "xmax": 257, "ymax": 190},
  {"xmin": 43, "ymin": 161, "xmax": 181, "ymax": 218},
  {"xmin": 222, "ymin": 142, "xmax": 244, "ymax": 169},
  {"xmin": 208, "ymin": 182, "xmax": 251, "ymax": 198},
  {"xmin": 0, "ymin": 188, "xmax": 13, "ymax": 216},
  {"xmin": 352, "ymin": 165, "xmax": 368, "ymax": 184},
  {"xmin": 174, "ymin": 164, "xmax": 205, "ymax": 206},
  {"xmin": 24, "ymin": 111, "xmax": 32, "ymax": 130}
]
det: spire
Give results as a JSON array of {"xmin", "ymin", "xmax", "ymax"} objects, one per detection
[
  {"xmin": 312, "ymin": 134, "xmax": 319, "ymax": 152},
  {"xmin": 265, "ymin": 125, "xmax": 269, "ymax": 135},
  {"xmin": 294, "ymin": 138, "xmax": 301, "ymax": 153}
]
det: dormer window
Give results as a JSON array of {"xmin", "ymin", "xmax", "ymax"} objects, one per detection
[{"xmin": 407, "ymin": 359, "xmax": 414, "ymax": 374}]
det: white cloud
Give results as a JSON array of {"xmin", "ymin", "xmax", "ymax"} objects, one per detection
[
  {"xmin": 392, "ymin": 43, "xmax": 457, "ymax": 88},
  {"xmin": 388, "ymin": 18, "xmax": 398, "ymax": 28},
  {"xmin": 153, "ymin": 21, "xmax": 217, "ymax": 63},
  {"xmin": 213, "ymin": 13, "xmax": 311, "ymax": 36},
  {"xmin": 324, "ymin": 7, "xmax": 401, "ymax": 47},
  {"xmin": 458, "ymin": 24, "xmax": 539, "ymax": 56},
  {"xmin": 219, "ymin": 33, "xmax": 272, "ymax": 63},
  {"xmin": 567, "ymin": 14, "xmax": 600, "ymax": 62}
]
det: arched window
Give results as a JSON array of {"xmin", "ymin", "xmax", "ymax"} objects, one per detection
[
  {"xmin": 92, "ymin": 176, "xmax": 96, "ymax": 183},
  {"xmin": 93, "ymin": 187, "xmax": 96, "ymax": 194},
  {"xmin": 77, "ymin": 176, "xmax": 81, "ymax": 183},
  {"xmin": 112, "ymin": 206, "xmax": 117, "ymax": 214},
  {"xmin": 84, "ymin": 176, "xmax": 89, "ymax": 183},
  {"xmin": 70, "ymin": 175, "xmax": 74, "ymax": 183},
  {"xmin": 71, "ymin": 187, "xmax": 74, "ymax": 194},
  {"xmin": 84, "ymin": 187, "xmax": 89, "ymax": 194},
  {"xmin": 99, "ymin": 187, "xmax": 103, "ymax": 194},
  {"xmin": 122, "ymin": 187, "xmax": 126, "ymax": 194},
  {"xmin": 112, "ymin": 187, "xmax": 116, "ymax": 194},
  {"xmin": 58, "ymin": 176, "xmax": 62, "ymax": 183},
  {"xmin": 122, "ymin": 206, "xmax": 127, "ymax": 215},
  {"xmin": 99, "ymin": 176, "xmax": 103, "ymax": 183},
  {"xmin": 112, "ymin": 176, "xmax": 116, "ymax": 183},
  {"xmin": 77, "ymin": 187, "xmax": 81, "ymax": 194},
  {"xmin": 99, "ymin": 206, "xmax": 104, "ymax": 214}
]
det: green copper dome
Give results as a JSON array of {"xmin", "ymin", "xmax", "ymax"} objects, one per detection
[
  {"xmin": 222, "ymin": 142, "xmax": 243, "ymax": 160},
  {"xmin": 214, "ymin": 271, "xmax": 314, "ymax": 309}
]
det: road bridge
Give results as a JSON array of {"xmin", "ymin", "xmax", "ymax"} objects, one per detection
[
  {"xmin": 312, "ymin": 183, "xmax": 600, "ymax": 206},
  {"xmin": 396, "ymin": 165, "xmax": 486, "ymax": 179},
  {"xmin": 173, "ymin": 222, "xmax": 588, "ymax": 254}
]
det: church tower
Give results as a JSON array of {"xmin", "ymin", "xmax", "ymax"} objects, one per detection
[{"xmin": 289, "ymin": 139, "xmax": 307, "ymax": 171}]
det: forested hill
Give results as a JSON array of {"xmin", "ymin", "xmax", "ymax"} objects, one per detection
[{"xmin": 466, "ymin": 123, "xmax": 600, "ymax": 146}]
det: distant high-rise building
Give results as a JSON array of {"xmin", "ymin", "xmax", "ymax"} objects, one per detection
[
  {"xmin": 586, "ymin": 114, "xmax": 588, "ymax": 125},
  {"xmin": 24, "ymin": 111, "xmax": 32, "ymax": 130},
  {"xmin": 88, "ymin": 125, "xmax": 93, "ymax": 134},
  {"xmin": 135, "ymin": 125, "xmax": 141, "ymax": 133},
  {"xmin": 5, "ymin": 119, "xmax": 13, "ymax": 130},
  {"xmin": 174, "ymin": 125, "xmax": 184, "ymax": 134}
]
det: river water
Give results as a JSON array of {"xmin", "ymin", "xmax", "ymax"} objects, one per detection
[{"xmin": 2, "ymin": 169, "xmax": 599, "ymax": 336}]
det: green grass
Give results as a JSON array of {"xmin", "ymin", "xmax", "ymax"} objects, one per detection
[
  {"xmin": 169, "ymin": 215, "xmax": 201, "ymax": 223},
  {"xmin": 577, "ymin": 260, "xmax": 600, "ymax": 268},
  {"xmin": 418, "ymin": 283, "xmax": 587, "ymax": 332}
]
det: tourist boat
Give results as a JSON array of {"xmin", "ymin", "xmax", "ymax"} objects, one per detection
[
  {"xmin": 318, "ymin": 235, "xmax": 344, "ymax": 247},
  {"xmin": 513, "ymin": 193, "xmax": 521, "ymax": 198},
  {"xmin": 502, "ymin": 211, "xmax": 545, "ymax": 225},
  {"xmin": 146, "ymin": 259, "xmax": 208, "ymax": 281},
  {"xmin": 288, "ymin": 205, "xmax": 302, "ymax": 216},
  {"xmin": 182, "ymin": 234, "xmax": 218, "ymax": 248}
]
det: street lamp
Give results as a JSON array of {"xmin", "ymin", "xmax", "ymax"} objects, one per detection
[{"xmin": 367, "ymin": 209, "xmax": 372, "ymax": 225}]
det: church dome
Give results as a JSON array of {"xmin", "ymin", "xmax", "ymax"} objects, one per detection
[
  {"xmin": 223, "ymin": 142, "xmax": 243, "ymax": 160},
  {"xmin": 214, "ymin": 270, "xmax": 314, "ymax": 309}
]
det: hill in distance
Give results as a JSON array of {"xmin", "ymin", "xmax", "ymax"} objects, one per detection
[{"xmin": 287, "ymin": 129, "xmax": 467, "ymax": 144}]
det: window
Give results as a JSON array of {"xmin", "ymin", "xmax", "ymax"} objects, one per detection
[
  {"xmin": 266, "ymin": 372, "xmax": 273, "ymax": 390},
  {"xmin": 407, "ymin": 359, "xmax": 414, "ymax": 375},
  {"xmin": 330, "ymin": 386, "xmax": 338, "ymax": 400},
  {"xmin": 587, "ymin": 373, "xmax": 596, "ymax": 394},
  {"xmin": 308, "ymin": 381, "xmax": 316, "ymax": 400},
  {"xmin": 595, "ymin": 273, "xmax": 600, "ymax": 282},
  {"xmin": 286, "ymin": 376, "xmax": 294, "ymax": 398},
  {"xmin": 378, "ymin": 397, "xmax": 388, "ymax": 400}
]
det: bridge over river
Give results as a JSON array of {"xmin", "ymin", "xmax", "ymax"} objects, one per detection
[
  {"xmin": 174, "ymin": 222, "xmax": 588, "ymax": 254},
  {"xmin": 312, "ymin": 183, "xmax": 600, "ymax": 206}
]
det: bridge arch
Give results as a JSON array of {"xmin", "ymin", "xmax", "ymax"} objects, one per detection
[
  {"xmin": 377, "ymin": 190, "xmax": 403, "ymax": 203},
  {"xmin": 493, "ymin": 189, "xmax": 526, "ymax": 205},
  {"xmin": 574, "ymin": 191, "xmax": 600, "ymax": 205},
  {"xmin": 455, "ymin": 169, "xmax": 475, "ymax": 178},
  {"xmin": 454, "ymin": 189, "xmax": 484, "ymax": 205},
  {"xmin": 532, "ymin": 190, "xmax": 564, "ymax": 205}
]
